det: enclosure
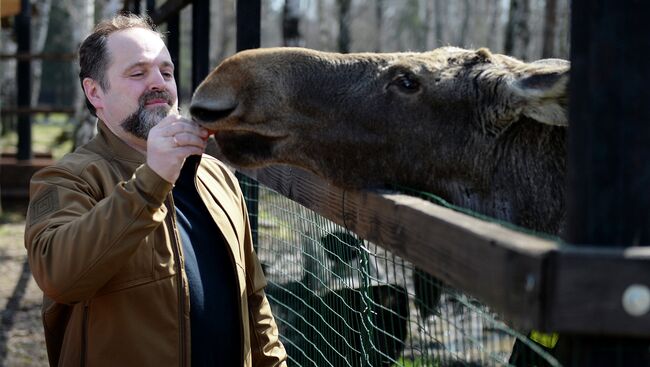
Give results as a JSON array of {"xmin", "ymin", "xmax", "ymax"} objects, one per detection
[{"xmin": 1, "ymin": 0, "xmax": 650, "ymax": 366}]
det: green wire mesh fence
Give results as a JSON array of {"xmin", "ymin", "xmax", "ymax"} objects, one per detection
[{"xmin": 240, "ymin": 177, "xmax": 560, "ymax": 367}]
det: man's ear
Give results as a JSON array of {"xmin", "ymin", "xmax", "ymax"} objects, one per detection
[{"xmin": 82, "ymin": 78, "xmax": 104, "ymax": 111}]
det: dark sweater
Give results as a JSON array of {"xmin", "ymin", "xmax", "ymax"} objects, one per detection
[{"xmin": 172, "ymin": 157, "xmax": 242, "ymax": 366}]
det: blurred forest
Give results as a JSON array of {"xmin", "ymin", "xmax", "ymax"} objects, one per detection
[{"xmin": 1, "ymin": 0, "xmax": 570, "ymax": 148}]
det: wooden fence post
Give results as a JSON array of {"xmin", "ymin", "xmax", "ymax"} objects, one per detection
[
  {"xmin": 192, "ymin": 0, "xmax": 210, "ymax": 92},
  {"xmin": 15, "ymin": 0, "xmax": 31, "ymax": 161},
  {"xmin": 563, "ymin": 0, "xmax": 650, "ymax": 365},
  {"xmin": 235, "ymin": 0, "xmax": 261, "ymax": 249}
]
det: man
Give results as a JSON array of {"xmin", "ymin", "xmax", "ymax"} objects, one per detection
[{"xmin": 24, "ymin": 14, "xmax": 287, "ymax": 367}]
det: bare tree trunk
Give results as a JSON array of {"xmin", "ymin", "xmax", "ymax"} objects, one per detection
[
  {"xmin": 31, "ymin": 0, "xmax": 52, "ymax": 106},
  {"xmin": 1, "ymin": 21, "xmax": 18, "ymax": 138},
  {"xmin": 458, "ymin": 0, "xmax": 472, "ymax": 47},
  {"xmin": 375, "ymin": 0, "xmax": 384, "ymax": 52},
  {"xmin": 283, "ymin": 0, "xmax": 303, "ymax": 47},
  {"xmin": 100, "ymin": 0, "xmax": 121, "ymax": 19},
  {"xmin": 416, "ymin": 0, "xmax": 426, "ymax": 50},
  {"xmin": 487, "ymin": 0, "xmax": 502, "ymax": 51},
  {"xmin": 542, "ymin": 0, "xmax": 558, "ymax": 58},
  {"xmin": 0, "ymin": 30, "xmax": 17, "ymax": 215},
  {"xmin": 70, "ymin": 0, "xmax": 97, "ymax": 148},
  {"xmin": 433, "ymin": 0, "xmax": 445, "ymax": 47},
  {"xmin": 424, "ymin": 0, "xmax": 435, "ymax": 49},
  {"xmin": 337, "ymin": 0, "xmax": 351, "ymax": 53},
  {"xmin": 212, "ymin": 0, "xmax": 235, "ymax": 64},
  {"xmin": 316, "ymin": 0, "xmax": 329, "ymax": 49},
  {"xmin": 556, "ymin": 0, "xmax": 571, "ymax": 59},
  {"xmin": 504, "ymin": 0, "xmax": 531, "ymax": 60}
]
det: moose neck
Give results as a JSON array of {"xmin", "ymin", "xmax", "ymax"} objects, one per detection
[{"xmin": 423, "ymin": 118, "xmax": 567, "ymax": 235}]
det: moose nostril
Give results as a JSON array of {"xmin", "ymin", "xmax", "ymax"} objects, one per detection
[{"xmin": 189, "ymin": 105, "xmax": 237, "ymax": 123}]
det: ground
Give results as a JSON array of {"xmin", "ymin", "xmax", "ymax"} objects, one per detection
[
  {"xmin": 0, "ymin": 208, "xmax": 49, "ymax": 367},
  {"xmin": 0, "ymin": 120, "xmax": 69, "ymax": 366}
]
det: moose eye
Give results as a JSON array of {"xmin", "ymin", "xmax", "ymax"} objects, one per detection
[{"xmin": 392, "ymin": 73, "xmax": 420, "ymax": 93}]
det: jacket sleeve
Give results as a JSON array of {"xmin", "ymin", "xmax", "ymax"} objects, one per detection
[
  {"xmin": 240, "ymin": 194, "xmax": 288, "ymax": 367},
  {"xmin": 24, "ymin": 163, "xmax": 173, "ymax": 304}
]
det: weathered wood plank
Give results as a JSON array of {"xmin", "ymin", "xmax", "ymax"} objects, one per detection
[
  {"xmin": 560, "ymin": 0, "xmax": 650, "ymax": 362},
  {"xmin": 241, "ymin": 165, "xmax": 555, "ymax": 330},
  {"xmin": 546, "ymin": 246, "xmax": 650, "ymax": 335},
  {"xmin": 0, "ymin": 53, "xmax": 76, "ymax": 61},
  {"xmin": 1, "ymin": 106, "xmax": 76, "ymax": 115},
  {"xmin": 238, "ymin": 164, "xmax": 650, "ymax": 335}
]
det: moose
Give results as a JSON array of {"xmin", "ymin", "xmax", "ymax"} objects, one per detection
[
  {"xmin": 190, "ymin": 46, "xmax": 568, "ymax": 235},
  {"xmin": 190, "ymin": 46, "xmax": 569, "ymax": 365}
]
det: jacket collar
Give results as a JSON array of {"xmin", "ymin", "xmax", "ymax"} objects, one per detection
[{"xmin": 96, "ymin": 120, "xmax": 146, "ymax": 166}]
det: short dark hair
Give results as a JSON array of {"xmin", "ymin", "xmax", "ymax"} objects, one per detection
[{"xmin": 78, "ymin": 13, "xmax": 163, "ymax": 116}]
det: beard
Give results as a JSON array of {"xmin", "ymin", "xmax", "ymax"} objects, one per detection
[{"xmin": 120, "ymin": 90, "xmax": 176, "ymax": 140}]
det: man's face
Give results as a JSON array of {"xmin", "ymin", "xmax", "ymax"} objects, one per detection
[{"xmin": 95, "ymin": 27, "xmax": 178, "ymax": 142}]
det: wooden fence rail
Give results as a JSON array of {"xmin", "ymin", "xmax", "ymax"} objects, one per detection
[{"xmin": 239, "ymin": 165, "xmax": 650, "ymax": 336}]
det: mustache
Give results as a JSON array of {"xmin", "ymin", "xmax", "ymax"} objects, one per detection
[{"xmin": 140, "ymin": 90, "xmax": 173, "ymax": 106}]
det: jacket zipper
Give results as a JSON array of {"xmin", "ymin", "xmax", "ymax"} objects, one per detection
[
  {"xmin": 81, "ymin": 302, "xmax": 89, "ymax": 367},
  {"xmin": 166, "ymin": 195, "xmax": 187, "ymax": 367}
]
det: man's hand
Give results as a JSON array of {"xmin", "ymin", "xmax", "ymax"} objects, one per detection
[{"xmin": 146, "ymin": 114, "xmax": 209, "ymax": 183}]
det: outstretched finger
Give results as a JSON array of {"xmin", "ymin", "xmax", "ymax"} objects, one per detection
[
  {"xmin": 172, "ymin": 132, "xmax": 208, "ymax": 149},
  {"xmin": 161, "ymin": 121, "xmax": 206, "ymax": 137}
]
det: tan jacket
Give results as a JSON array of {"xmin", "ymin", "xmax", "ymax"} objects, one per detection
[{"xmin": 24, "ymin": 122, "xmax": 287, "ymax": 367}]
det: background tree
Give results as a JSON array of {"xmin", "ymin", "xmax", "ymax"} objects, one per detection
[
  {"xmin": 210, "ymin": 0, "xmax": 236, "ymax": 65},
  {"xmin": 504, "ymin": 0, "xmax": 531, "ymax": 60},
  {"xmin": 31, "ymin": 0, "xmax": 52, "ymax": 107},
  {"xmin": 542, "ymin": 0, "xmax": 557, "ymax": 58},
  {"xmin": 337, "ymin": 0, "xmax": 351, "ymax": 53},
  {"xmin": 2, "ymin": 0, "xmax": 573, "ymax": 159},
  {"xmin": 283, "ymin": 0, "xmax": 303, "ymax": 47},
  {"xmin": 375, "ymin": 0, "xmax": 383, "ymax": 52}
]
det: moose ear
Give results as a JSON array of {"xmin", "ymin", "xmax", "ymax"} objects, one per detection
[{"xmin": 510, "ymin": 60, "xmax": 570, "ymax": 126}]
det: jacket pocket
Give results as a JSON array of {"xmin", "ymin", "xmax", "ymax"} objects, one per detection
[{"xmin": 42, "ymin": 297, "xmax": 73, "ymax": 367}]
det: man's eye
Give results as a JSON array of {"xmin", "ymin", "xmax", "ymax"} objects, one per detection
[{"xmin": 131, "ymin": 72, "xmax": 144, "ymax": 77}]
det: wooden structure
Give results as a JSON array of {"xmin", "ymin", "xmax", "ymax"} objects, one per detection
[
  {"xmin": 124, "ymin": 0, "xmax": 262, "ymax": 243},
  {"xmin": 0, "ymin": 0, "xmax": 67, "ymax": 207},
  {"xmin": 561, "ymin": 0, "xmax": 650, "ymax": 364},
  {"xmin": 0, "ymin": 0, "xmax": 21, "ymax": 18},
  {"xmin": 239, "ymin": 165, "xmax": 650, "ymax": 337},
  {"xmin": 2, "ymin": 0, "xmax": 645, "ymax": 364},
  {"xmin": 15, "ymin": 0, "xmax": 31, "ymax": 161},
  {"xmin": 133, "ymin": 0, "xmax": 650, "ymax": 365}
]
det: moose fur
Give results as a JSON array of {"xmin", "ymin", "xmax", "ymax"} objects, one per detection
[{"xmin": 190, "ymin": 47, "xmax": 569, "ymax": 235}]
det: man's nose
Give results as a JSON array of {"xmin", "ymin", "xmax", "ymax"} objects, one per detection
[{"xmin": 148, "ymin": 70, "xmax": 166, "ymax": 90}]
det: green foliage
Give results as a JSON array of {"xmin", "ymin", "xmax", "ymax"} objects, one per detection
[
  {"xmin": 395, "ymin": 356, "xmax": 442, "ymax": 367},
  {"xmin": 0, "ymin": 114, "xmax": 73, "ymax": 160}
]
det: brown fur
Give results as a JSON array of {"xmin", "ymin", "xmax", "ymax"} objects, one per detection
[{"xmin": 190, "ymin": 47, "xmax": 569, "ymax": 235}]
